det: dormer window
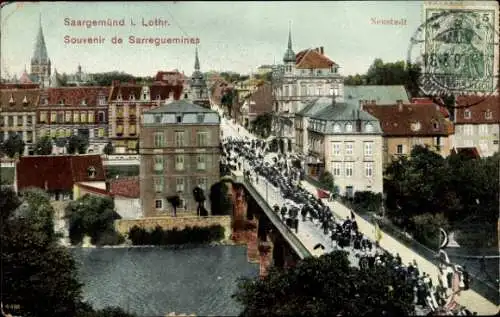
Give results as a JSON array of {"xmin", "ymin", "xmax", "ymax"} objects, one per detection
[
  {"xmin": 411, "ymin": 121, "xmax": 421, "ymax": 131},
  {"xmin": 485, "ymin": 110, "xmax": 492, "ymax": 119},
  {"xmin": 129, "ymin": 94, "xmax": 135, "ymax": 100},
  {"xmin": 156, "ymin": 95, "xmax": 161, "ymax": 100},
  {"xmin": 345, "ymin": 122, "xmax": 353, "ymax": 132},
  {"xmin": 60, "ymin": 99, "xmax": 65, "ymax": 105},
  {"xmin": 98, "ymin": 95, "xmax": 106, "ymax": 105},
  {"xmin": 87, "ymin": 166, "xmax": 96, "ymax": 178},
  {"xmin": 333, "ymin": 123, "xmax": 341, "ymax": 133},
  {"xmin": 464, "ymin": 109, "xmax": 471, "ymax": 119},
  {"xmin": 9, "ymin": 95, "xmax": 14, "ymax": 104},
  {"xmin": 176, "ymin": 115, "xmax": 182, "ymax": 123},
  {"xmin": 432, "ymin": 120, "xmax": 439, "ymax": 130},
  {"xmin": 43, "ymin": 97, "xmax": 48, "ymax": 105},
  {"xmin": 117, "ymin": 94, "xmax": 122, "ymax": 101},
  {"xmin": 81, "ymin": 99, "xmax": 86, "ymax": 106},
  {"xmin": 143, "ymin": 93, "xmax": 147, "ymax": 99},
  {"xmin": 196, "ymin": 114, "xmax": 204, "ymax": 123},
  {"xmin": 154, "ymin": 115, "xmax": 162, "ymax": 124},
  {"xmin": 184, "ymin": 93, "xmax": 188, "ymax": 99},
  {"xmin": 365, "ymin": 122, "xmax": 374, "ymax": 132},
  {"xmin": 22, "ymin": 96, "xmax": 28, "ymax": 104}
]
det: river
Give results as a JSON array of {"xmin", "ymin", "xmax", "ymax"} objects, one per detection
[{"xmin": 71, "ymin": 245, "xmax": 259, "ymax": 317}]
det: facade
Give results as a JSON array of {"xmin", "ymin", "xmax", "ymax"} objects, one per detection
[
  {"xmin": 30, "ymin": 17, "xmax": 51, "ymax": 88},
  {"xmin": 364, "ymin": 101, "xmax": 455, "ymax": 166},
  {"xmin": 66, "ymin": 64, "xmax": 94, "ymax": 86},
  {"xmin": 272, "ymin": 28, "xmax": 344, "ymax": 151},
  {"xmin": 16, "ymin": 154, "xmax": 105, "ymax": 200},
  {"xmin": 0, "ymin": 89, "xmax": 40, "ymax": 155},
  {"xmin": 139, "ymin": 100, "xmax": 220, "ymax": 217},
  {"xmin": 239, "ymin": 82, "xmax": 274, "ymax": 128},
  {"xmin": 37, "ymin": 87, "xmax": 110, "ymax": 154},
  {"xmin": 306, "ymin": 97, "xmax": 383, "ymax": 196},
  {"xmin": 108, "ymin": 80, "xmax": 184, "ymax": 153},
  {"xmin": 453, "ymin": 96, "xmax": 500, "ymax": 157}
]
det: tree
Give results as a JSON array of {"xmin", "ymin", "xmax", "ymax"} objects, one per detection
[
  {"xmin": 103, "ymin": 142, "xmax": 114, "ymax": 155},
  {"xmin": 167, "ymin": 195, "xmax": 181, "ymax": 217},
  {"xmin": 2, "ymin": 133, "xmax": 25, "ymax": 158},
  {"xmin": 67, "ymin": 134, "xmax": 89, "ymax": 154},
  {"xmin": 17, "ymin": 188, "xmax": 57, "ymax": 241},
  {"xmin": 210, "ymin": 180, "xmax": 233, "ymax": 216},
  {"xmin": 318, "ymin": 171, "xmax": 336, "ymax": 193},
  {"xmin": 251, "ymin": 113, "xmax": 273, "ymax": 138},
  {"xmin": 233, "ymin": 251, "xmax": 414, "ymax": 316},
  {"xmin": 193, "ymin": 186, "xmax": 207, "ymax": 216},
  {"xmin": 34, "ymin": 135, "xmax": 53, "ymax": 155},
  {"xmin": 90, "ymin": 71, "xmax": 136, "ymax": 86}
]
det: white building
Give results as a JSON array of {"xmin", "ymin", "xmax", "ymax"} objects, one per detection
[
  {"xmin": 305, "ymin": 96, "xmax": 383, "ymax": 196},
  {"xmin": 272, "ymin": 27, "xmax": 343, "ymax": 152}
]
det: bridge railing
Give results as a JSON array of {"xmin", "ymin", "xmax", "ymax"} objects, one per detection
[{"xmin": 240, "ymin": 177, "xmax": 312, "ymax": 260}]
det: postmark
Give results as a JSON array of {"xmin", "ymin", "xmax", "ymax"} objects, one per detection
[{"xmin": 407, "ymin": 8, "xmax": 499, "ymax": 107}]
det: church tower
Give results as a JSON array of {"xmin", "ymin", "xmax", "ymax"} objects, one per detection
[
  {"xmin": 282, "ymin": 25, "xmax": 296, "ymax": 77},
  {"xmin": 189, "ymin": 47, "xmax": 209, "ymax": 108},
  {"xmin": 30, "ymin": 14, "xmax": 51, "ymax": 88}
]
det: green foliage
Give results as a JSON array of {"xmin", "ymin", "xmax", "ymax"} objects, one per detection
[
  {"xmin": 352, "ymin": 191, "xmax": 383, "ymax": 215},
  {"xmin": 103, "ymin": 142, "xmax": 114, "ymax": 155},
  {"xmin": 410, "ymin": 213, "xmax": 449, "ymax": 250},
  {"xmin": 1, "ymin": 133, "xmax": 25, "ymax": 158},
  {"xmin": 67, "ymin": 134, "xmax": 89, "ymax": 154},
  {"xmin": 18, "ymin": 188, "xmax": 56, "ymax": 241},
  {"xmin": 128, "ymin": 225, "xmax": 225, "ymax": 245},
  {"xmin": 251, "ymin": 112, "xmax": 272, "ymax": 138},
  {"xmin": 233, "ymin": 251, "xmax": 414, "ymax": 316},
  {"xmin": 90, "ymin": 71, "xmax": 136, "ymax": 86},
  {"xmin": 343, "ymin": 59, "xmax": 422, "ymax": 98},
  {"xmin": 34, "ymin": 135, "xmax": 53, "ymax": 155},
  {"xmin": 384, "ymin": 145, "xmax": 499, "ymax": 249},
  {"xmin": 318, "ymin": 171, "xmax": 336, "ymax": 193},
  {"xmin": 210, "ymin": 180, "xmax": 234, "ymax": 216},
  {"xmin": 0, "ymin": 167, "xmax": 14, "ymax": 185},
  {"xmin": 65, "ymin": 195, "xmax": 121, "ymax": 246}
]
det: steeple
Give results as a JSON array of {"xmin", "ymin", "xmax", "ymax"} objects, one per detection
[
  {"xmin": 283, "ymin": 22, "xmax": 295, "ymax": 63},
  {"xmin": 194, "ymin": 47, "xmax": 200, "ymax": 71},
  {"xmin": 32, "ymin": 14, "xmax": 49, "ymax": 64}
]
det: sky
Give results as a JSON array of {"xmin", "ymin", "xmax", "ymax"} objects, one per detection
[{"xmin": 0, "ymin": 1, "xmax": 440, "ymax": 78}]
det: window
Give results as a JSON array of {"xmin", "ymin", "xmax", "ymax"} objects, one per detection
[
  {"xmin": 129, "ymin": 94, "xmax": 134, "ymax": 100},
  {"xmin": 99, "ymin": 95, "xmax": 106, "ymax": 105},
  {"xmin": 17, "ymin": 116, "xmax": 23, "ymax": 126},
  {"xmin": 332, "ymin": 123, "xmax": 341, "ymax": 133},
  {"xmin": 317, "ymin": 87, "xmax": 322, "ymax": 96},
  {"xmin": 365, "ymin": 123, "xmax": 374, "ymax": 133},
  {"xmin": 364, "ymin": 162, "xmax": 373, "ymax": 177},
  {"xmin": 60, "ymin": 99, "xmax": 65, "ymax": 105},
  {"xmin": 129, "ymin": 124, "xmax": 136, "ymax": 135},
  {"xmin": 345, "ymin": 122, "xmax": 353, "ymax": 132},
  {"xmin": 26, "ymin": 131, "xmax": 33, "ymax": 143},
  {"xmin": 88, "ymin": 111, "xmax": 95, "ymax": 123},
  {"xmin": 197, "ymin": 154, "xmax": 206, "ymax": 170},
  {"xmin": 397, "ymin": 144, "xmax": 404, "ymax": 154},
  {"xmin": 73, "ymin": 112, "xmax": 79, "ymax": 123},
  {"xmin": 176, "ymin": 115, "xmax": 182, "ymax": 123},
  {"xmin": 80, "ymin": 111, "xmax": 87, "ymax": 123},
  {"xmin": 301, "ymin": 85, "xmax": 306, "ymax": 96},
  {"xmin": 155, "ymin": 199, "xmax": 163, "ymax": 209},
  {"xmin": 364, "ymin": 142, "xmax": 373, "ymax": 156},
  {"xmin": 176, "ymin": 177, "xmax": 185, "ymax": 192},
  {"xmin": 154, "ymin": 155, "xmax": 163, "ymax": 173},
  {"xmin": 479, "ymin": 124, "xmax": 488, "ymax": 135},
  {"xmin": 175, "ymin": 131, "xmax": 185, "ymax": 147},
  {"xmin": 432, "ymin": 121, "xmax": 439, "ymax": 130},
  {"xmin": 154, "ymin": 132, "xmax": 164, "ymax": 147},
  {"xmin": 57, "ymin": 112, "xmax": 64, "ymax": 123},
  {"xmin": 117, "ymin": 94, "xmax": 122, "ymax": 101},
  {"xmin": 485, "ymin": 110, "xmax": 492, "ymax": 119},
  {"xmin": 332, "ymin": 142, "xmax": 341, "ymax": 156},
  {"xmin": 175, "ymin": 155, "xmax": 184, "ymax": 170},
  {"xmin": 463, "ymin": 125, "xmax": 473, "ymax": 136},
  {"xmin": 50, "ymin": 112, "xmax": 57, "ymax": 123},
  {"xmin": 333, "ymin": 162, "xmax": 342, "ymax": 176},
  {"xmin": 154, "ymin": 177, "xmax": 164, "ymax": 193},
  {"xmin": 8, "ymin": 116, "xmax": 13, "ymax": 127},
  {"xmin": 116, "ymin": 125, "xmax": 124, "ymax": 135},
  {"xmin": 65, "ymin": 111, "xmax": 72, "ymax": 123},
  {"xmin": 464, "ymin": 110, "xmax": 471, "ymax": 119},
  {"xmin": 66, "ymin": 128, "xmax": 72, "ymax": 137},
  {"xmin": 98, "ymin": 128, "xmax": 105, "ymax": 138},
  {"xmin": 98, "ymin": 111, "xmax": 105, "ymax": 123},
  {"xmin": 40, "ymin": 111, "xmax": 47, "ymax": 123},
  {"xmin": 196, "ymin": 114, "xmax": 204, "ymax": 123},
  {"xmin": 116, "ymin": 106, "xmax": 124, "ymax": 118},
  {"xmin": 154, "ymin": 115, "xmax": 162, "ymax": 124},
  {"xmin": 344, "ymin": 142, "xmax": 354, "ymax": 155},
  {"xmin": 81, "ymin": 99, "xmax": 87, "ymax": 106},
  {"xmin": 197, "ymin": 177, "xmax": 208, "ymax": 191},
  {"xmin": 87, "ymin": 166, "xmax": 96, "ymax": 178},
  {"xmin": 345, "ymin": 162, "xmax": 353, "ymax": 177},
  {"xmin": 197, "ymin": 132, "xmax": 208, "ymax": 146}
]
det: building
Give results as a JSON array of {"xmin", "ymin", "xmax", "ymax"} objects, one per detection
[
  {"xmin": 453, "ymin": 96, "xmax": 500, "ymax": 157},
  {"xmin": 239, "ymin": 82, "xmax": 273, "ymax": 128},
  {"xmin": 30, "ymin": 16, "xmax": 51, "ymax": 88},
  {"xmin": 108, "ymin": 80, "xmax": 184, "ymax": 153},
  {"xmin": 0, "ymin": 89, "xmax": 40, "ymax": 155},
  {"xmin": 364, "ymin": 101, "xmax": 455, "ymax": 165},
  {"xmin": 37, "ymin": 87, "xmax": 110, "ymax": 154},
  {"xmin": 15, "ymin": 154, "xmax": 105, "ymax": 200},
  {"xmin": 187, "ymin": 48, "xmax": 210, "ymax": 108},
  {"xmin": 295, "ymin": 85, "xmax": 411, "ymax": 155},
  {"xmin": 65, "ymin": 64, "xmax": 94, "ymax": 86},
  {"xmin": 139, "ymin": 100, "xmax": 220, "ymax": 217},
  {"xmin": 305, "ymin": 96, "xmax": 384, "ymax": 197},
  {"xmin": 272, "ymin": 27, "xmax": 344, "ymax": 151}
]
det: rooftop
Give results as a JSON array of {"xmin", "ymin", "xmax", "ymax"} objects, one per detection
[
  {"xmin": 145, "ymin": 99, "xmax": 217, "ymax": 114},
  {"xmin": 344, "ymin": 85, "xmax": 410, "ymax": 105}
]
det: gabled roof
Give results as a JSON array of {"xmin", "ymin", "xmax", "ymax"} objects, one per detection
[
  {"xmin": 47, "ymin": 87, "xmax": 110, "ymax": 106},
  {"xmin": 344, "ymin": 85, "xmax": 410, "ymax": 105},
  {"xmin": 364, "ymin": 103, "xmax": 454, "ymax": 136},
  {"xmin": 144, "ymin": 99, "xmax": 216, "ymax": 113},
  {"xmin": 16, "ymin": 155, "xmax": 105, "ymax": 192},
  {"xmin": 109, "ymin": 177, "xmax": 140, "ymax": 198},
  {"xmin": 454, "ymin": 95, "xmax": 500, "ymax": 124},
  {"xmin": 0, "ymin": 89, "xmax": 40, "ymax": 110},
  {"xmin": 295, "ymin": 48, "xmax": 336, "ymax": 69}
]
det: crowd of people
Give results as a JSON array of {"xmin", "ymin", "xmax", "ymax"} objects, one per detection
[{"xmin": 220, "ymin": 133, "xmax": 475, "ymax": 316}]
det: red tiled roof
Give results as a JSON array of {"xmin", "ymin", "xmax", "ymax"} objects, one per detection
[
  {"xmin": 109, "ymin": 177, "xmax": 140, "ymax": 198},
  {"xmin": 76, "ymin": 182, "xmax": 111, "ymax": 197},
  {"xmin": 364, "ymin": 103, "xmax": 454, "ymax": 136},
  {"xmin": 150, "ymin": 84, "xmax": 184, "ymax": 100},
  {"xmin": 16, "ymin": 155, "xmax": 106, "ymax": 192},
  {"xmin": 454, "ymin": 95, "xmax": 500, "ymax": 124},
  {"xmin": 451, "ymin": 147, "xmax": 481, "ymax": 159},
  {"xmin": 154, "ymin": 70, "xmax": 185, "ymax": 83},
  {"xmin": 1, "ymin": 89, "xmax": 40, "ymax": 111},
  {"xmin": 47, "ymin": 87, "xmax": 110, "ymax": 106},
  {"xmin": 410, "ymin": 98, "xmax": 450, "ymax": 118},
  {"xmin": 248, "ymin": 82, "xmax": 273, "ymax": 115},
  {"xmin": 296, "ymin": 47, "xmax": 336, "ymax": 69},
  {"xmin": 0, "ymin": 83, "xmax": 40, "ymax": 89}
]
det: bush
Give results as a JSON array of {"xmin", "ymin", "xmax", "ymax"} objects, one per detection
[
  {"xmin": 352, "ymin": 191, "xmax": 383, "ymax": 215},
  {"xmin": 95, "ymin": 230, "xmax": 125, "ymax": 246},
  {"xmin": 127, "ymin": 224, "xmax": 225, "ymax": 245},
  {"xmin": 410, "ymin": 213, "xmax": 448, "ymax": 249}
]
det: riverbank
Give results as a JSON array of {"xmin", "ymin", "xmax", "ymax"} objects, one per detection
[{"xmin": 66, "ymin": 238, "xmax": 237, "ymax": 249}]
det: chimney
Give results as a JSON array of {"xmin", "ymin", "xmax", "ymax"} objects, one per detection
[
  {"xmin": 397, "ymin": 99, "xmax": 403, "ymax": 112},
  {"xmin": 320, "ymin": 46, "xmax": 324, "ymax": 55}
]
